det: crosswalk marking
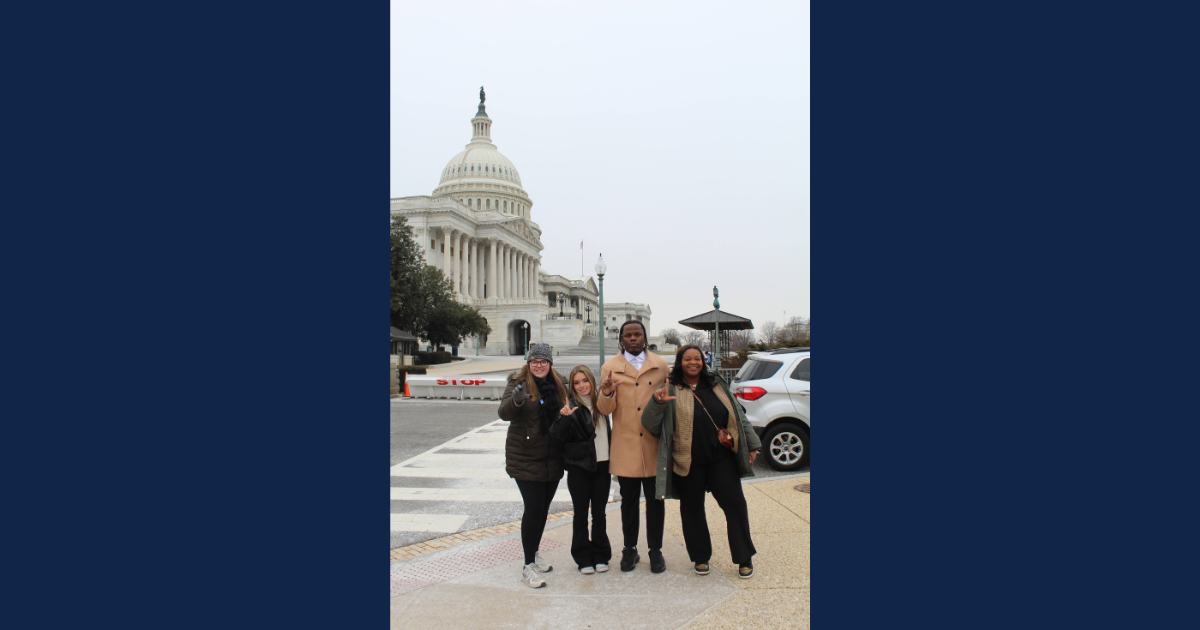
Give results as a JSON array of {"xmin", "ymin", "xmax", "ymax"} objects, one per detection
[
  {"xmin": 390, "ymin": 487, "xmax": 529, "ymax": 502},
  {"xmin": 390, "ymin": 418, "xmax": 607, "ymax": 548},
  {"xmin": 389, "ymin": 467, "xmax": 512, "ymax": 479},
  {"xmin": 390, "ymin": 513, "xmax": 470, "ymax": 532}
]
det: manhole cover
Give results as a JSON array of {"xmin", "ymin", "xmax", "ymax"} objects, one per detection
[{"xmin": 795, "ymin": 483, "xmax": 810, "ymax": 493}]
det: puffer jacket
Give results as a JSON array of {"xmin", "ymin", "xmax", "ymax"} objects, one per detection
[
  {"xmin": 498, "ymin": 374, "xmax": 565, "ymax": 483},
  {"xmin": 550, "ymin": 402, "xmax": 612, "ymax": 472}
]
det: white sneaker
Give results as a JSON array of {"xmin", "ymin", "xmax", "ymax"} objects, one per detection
[
  {"xmin": 534, "ymin": 552, "xmax": 552, "ymax": 573},
  {"xmin": 580, "ymin": 566, "xmax": 595, "ymax": 575},
  {"xmin": 522, "ymin": 563, "xmax": 547, "ymax": 588},
  {"xmin": 595, "ymin": 563, "xmax": 609, "ymax": 573}
]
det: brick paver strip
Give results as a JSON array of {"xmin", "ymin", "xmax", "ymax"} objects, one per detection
[
  {"xmin": 389, "ymin": 536, "xmax": 566, "ymax": 597},
  {"xmin": 390, "ymin": 510, "xmax": 575, "ymax": 564}
]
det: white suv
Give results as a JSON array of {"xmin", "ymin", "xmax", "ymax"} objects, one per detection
[{"xmin": 733, "ymin": 348, "xmax": 810, "ymax": 471}]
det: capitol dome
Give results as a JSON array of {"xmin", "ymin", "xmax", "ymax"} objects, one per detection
[{"xmin": 431, "ymin": 98, "xmax": 533, "ymax": 219}]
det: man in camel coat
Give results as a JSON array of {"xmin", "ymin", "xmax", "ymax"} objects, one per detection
[{"xmin": 596, "ymin": 320, "xmax": 671, "ymax": 574}]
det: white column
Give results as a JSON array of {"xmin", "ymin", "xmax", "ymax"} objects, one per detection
[
  {"xmin": 487, "ymin": 240, "xmax": 496, "ymax": 299},
  {"xmin": 498, "ymin": 244, "xmax": 505, "ymax": 299},
  {"xmin": 457, "ymin": 233, "xmax": 466, "ymax": 295},
  {"xmin": 504, "ymin": 245, "xmax": 512, "ymax": 298},
  {"xmin": 469, "ymin": 241, "xmax": 478, "ymax": 298},
  {"xmin": 517, "ymin": 254, "xmax": 524, "ymax": 299},
  {"xmin": 443, "ymin": 229, "xmax": 453, "ymax": 283}
]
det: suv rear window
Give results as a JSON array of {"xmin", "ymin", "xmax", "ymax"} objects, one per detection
[
  {"xmin": 735, "ymin": 359, "xmax": 783, "ymax": 382},
  {"xmin": 790, "ymin": 358, "xmax": 810, "ymax": 382}
]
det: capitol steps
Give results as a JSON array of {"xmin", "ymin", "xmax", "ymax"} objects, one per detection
[{"xmin": 554, "ymin": 336, "xmax": 613, "ymax": 356}]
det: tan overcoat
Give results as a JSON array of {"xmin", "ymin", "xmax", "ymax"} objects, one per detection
[{"xmin": 596, "ymin": 352, "xmax": 671, "ymax": 478}]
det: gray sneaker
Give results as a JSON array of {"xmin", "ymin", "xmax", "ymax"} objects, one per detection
[
  {"xmin": 580, "ymin": 566, "xmax": 596, "ymax": 575},
  {"xmin": 595, "ymin": 563, "xmax": 609, "ymax": 573},
  {"xmin": 522, "ymin": 563, "xmax": 547, "ymax": 588},
  {"xmin": 534, "ymin": 552, "xmax": 552, "ymax": 573}
]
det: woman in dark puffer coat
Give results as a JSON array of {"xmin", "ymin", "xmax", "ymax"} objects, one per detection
[{"xmin": 498, "ymin": 343, "xmax": 567, "ymax": 589}]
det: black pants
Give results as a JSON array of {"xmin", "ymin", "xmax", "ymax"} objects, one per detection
[
  {"xmin": 617, "ymin": 475, "xmax": 664, "ymax": 552},
  {"xmin": 673, "ymin": 455, "xmax": 757, "ymax": 565},
  {"xmin": 515, "ymin": 478, "xmax": 560, "ymax": 565},
  {"xmin": 566, "ymin": 460, "xmax": 612, "ymax": 568}
]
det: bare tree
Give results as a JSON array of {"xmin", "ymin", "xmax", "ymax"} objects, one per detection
[
  {"xmin": 759, "ymin": 320, "xmax": 779, "ymax": 346},
  {"xmin": 727, "ymin": 329, "xmax": 756, "ymax": 353},
  {"xmin": 778, "ymin": 316, "xmax": 810, "ymax": 342},
  {"xmin": 660, "ymin": 327, "xmax": 683, "ymax": 346},
  {"xmin": 682, "ymin": 330, "xmax": 706, "ymax": 348}
]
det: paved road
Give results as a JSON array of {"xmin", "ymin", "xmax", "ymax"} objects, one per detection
[{"xmin": 389, "ymin": 398, "xmax": 807, "ymax": 550}]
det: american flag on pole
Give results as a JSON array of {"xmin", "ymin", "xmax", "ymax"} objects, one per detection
[{"xmin": 580, "ymin": 240, "xmax": 583, "ymax": 249}]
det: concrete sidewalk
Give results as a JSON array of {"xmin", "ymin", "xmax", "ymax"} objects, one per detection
[{"xmin": 389, "ymin": 474, "xmax": 809, "ymax": 629}]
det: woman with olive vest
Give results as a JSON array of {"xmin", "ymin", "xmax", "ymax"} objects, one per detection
[
  {"xmin": 641, "ymin": 345, "xmax": 762, "ymax": 579},
  {"xmin": 498, "ymin": 343, "xmax": 568, "ymax": 589}
]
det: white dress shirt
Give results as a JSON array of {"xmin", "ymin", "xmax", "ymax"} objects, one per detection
[{"xmin": 623, "ymin": 350, "xmax": 648, "ymax": 372}]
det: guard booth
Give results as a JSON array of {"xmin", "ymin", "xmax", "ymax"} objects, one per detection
[{"xmin": 678, "ymin": 309, "xmax": 754, "ymax": 379}]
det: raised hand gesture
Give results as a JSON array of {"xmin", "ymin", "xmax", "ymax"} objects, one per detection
[
  {"xmin": 599, "ymin": 373, "xmax": 621, "ymax": 397},
  {"xmin": 511, "ymin": 381, "xmax": 530, "ymax": 405},
  {"xmin": 559, "ymin": 397, "xmax": 576, "ymax": 416},
  {"xmin": 653, "ymin": 382, "xmax": 676, "ymax": 403}
]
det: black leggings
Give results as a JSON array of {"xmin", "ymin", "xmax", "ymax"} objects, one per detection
[{"xmin": 515, "ymin": 479, "xmax": 560, "ymax": 565}]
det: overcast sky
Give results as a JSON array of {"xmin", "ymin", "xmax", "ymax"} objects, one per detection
[{"xmin": 391, "ymin": 1, "xmax": 809, "ymax": 339}]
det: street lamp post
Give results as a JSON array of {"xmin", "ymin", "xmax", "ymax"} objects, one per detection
[
  {"xmin": 595, "ymin": 254, "xmax": 607, "ymax": 366},
  {"xmin": 523, "ymin": 321, "xmax": 530, "ymax": 360},
  {"xmin": 558, "ymin": 294, "xmax": 565, "ymax": 317},
  {"xmin": 713, "ymin": 286, "xmax": 721, "ymax": 372},
  {"xmin": 585, "ymin": 303, "xmax": 592, "ymax": 324}
]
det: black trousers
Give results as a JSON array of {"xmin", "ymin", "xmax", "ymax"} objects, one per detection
[
  {"xmin": 617, "ymin": 475, "xmax": 664, "ymax": 552},
  {"xmin": 566, "ymin": 460, "xmax": 612, "ymax": 568},
  {"xmin": 673, "ymin": 455, "xmax": 757, "ymax": 565},
  {"xmin": 515, "ymin": 479, "xmax": 560, "ymax": 565}
]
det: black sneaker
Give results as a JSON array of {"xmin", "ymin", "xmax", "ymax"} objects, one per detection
[
  {"xmin": 620, "ymin": 548, "xmax": 640, "ymax": 572},
  {"xmin": 694, "ymin": 562, "xmax": 710, "ymax": 575},
  {"xmin": 649, "ymin": 550, "xmax": 666, "ymax": 573}
]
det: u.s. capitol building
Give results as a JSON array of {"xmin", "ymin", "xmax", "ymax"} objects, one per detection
[{"xmin": 391, "ymin": 92, "xmax": 652, "ymax": 355}]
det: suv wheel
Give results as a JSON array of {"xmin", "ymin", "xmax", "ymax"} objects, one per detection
[{"xmin": 762, "ymin": 422, "xmax": 809, "ymax": 471}]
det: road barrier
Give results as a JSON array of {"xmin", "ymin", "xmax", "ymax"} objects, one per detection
[{"xmin": 403, "ymin": 375, "xmax": 507, "ymax": 400}]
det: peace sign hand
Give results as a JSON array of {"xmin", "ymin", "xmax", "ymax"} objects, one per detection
[{"xmin": 653, "ymin": 383, "xmax": 676, "ymax": 403}]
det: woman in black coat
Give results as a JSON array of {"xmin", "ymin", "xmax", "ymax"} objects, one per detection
[
  {"xmin": 497, "ymin": 343, "xmax": 568, "ymax": 589},
  {"xmin": 551, "ymin": 365, "xmax": 613, "ymax": 574}
]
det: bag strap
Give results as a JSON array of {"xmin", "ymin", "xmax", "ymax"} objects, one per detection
[{"xmin": 690, "ymin": 386, "xmax": 724, "ymax": 434}]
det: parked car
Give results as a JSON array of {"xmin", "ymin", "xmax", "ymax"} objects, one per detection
[{"xmin": 732, "ymin": 348, "xmax": 810, "ymax": 471}]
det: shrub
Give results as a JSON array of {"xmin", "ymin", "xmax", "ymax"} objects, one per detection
[
  {"xmin": 414, "ymin": 351, "xmax": 452, "ymax": 365},
  {"xmin": 397, "ymin": 366, "xmax": 428, "ymax": 375}
]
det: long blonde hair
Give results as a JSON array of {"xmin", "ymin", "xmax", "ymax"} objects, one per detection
[
  {"xmin": 512, "ymin": 362, "xmax": 568, "ymax": 406},
  {"xmin": 567, "ymin": 365, "xmax": 601, "ymax": 427}
]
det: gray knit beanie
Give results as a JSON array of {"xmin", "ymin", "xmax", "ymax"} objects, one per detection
[{"xmin": 528, "ymin": 343, "xmax": 553, "ymax": 365}]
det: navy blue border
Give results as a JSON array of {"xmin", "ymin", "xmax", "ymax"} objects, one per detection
[
  {"xmin": 6, "ymin": 3, "xmax": 385, "ymax": 627},
  {"xmin": 814, "ymin": 2, "xmax": 1198, "ymax": 628}
]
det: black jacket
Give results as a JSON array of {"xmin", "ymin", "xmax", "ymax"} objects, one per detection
[
  {"xmin": 550, "ymin": 401, "xmax": 611, "ymax": 473},
  {"xmin": 498, "ymin": 375, "xmax": 565, "ymax": 483}
]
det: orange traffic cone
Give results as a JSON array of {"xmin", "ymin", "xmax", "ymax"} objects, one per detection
[{"xmin": 404, "ymin": 382, "xmax": 411, "ymax": 397}]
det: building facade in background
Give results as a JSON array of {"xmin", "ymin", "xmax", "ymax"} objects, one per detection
[{"xmin": 392, "ymin": 95, "xmax": 641, "ymax": 355}]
